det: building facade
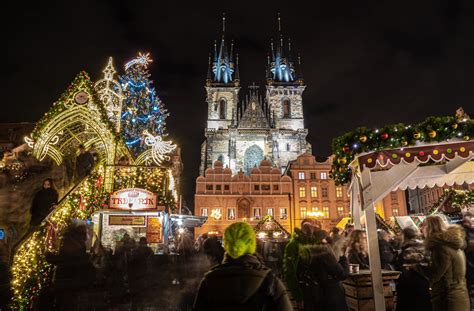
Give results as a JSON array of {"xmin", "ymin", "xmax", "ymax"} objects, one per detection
[
  {"xmin": 286, "ymin": 153, "xmax": 408, "ymax": 231},
  {"xmin": 408, "ymin": 183, "xmax": 473, "ymax": 214},
  {"xmin": 195, "ymin": 160, "xmax": 292, "ymax": 237},
  {"xmin": 199, "ymin": 18, "xmax": 311, "ymax": 176}
]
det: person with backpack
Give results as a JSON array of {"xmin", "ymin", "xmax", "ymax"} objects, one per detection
[{"xmin": 193, "ymin": 222, "xmax": 293, "ymax": 311}]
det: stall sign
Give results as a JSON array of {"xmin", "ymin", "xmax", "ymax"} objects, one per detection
[
  {"xmin": 109, "ymin": 215, "xmax": 146, "ymax": 226},
  {"xmin": 146, "ymin": 217, "xmax": 162, "ymax": 243},
  {"xmin": 109, "ymin": 188, "xmax": 157, "ymax": 211}
]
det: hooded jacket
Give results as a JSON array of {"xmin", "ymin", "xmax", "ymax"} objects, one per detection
[
  {"xmin": 193, "ymin": 254, "xmax": 293, "ymax": 311},
  {"xmin": 425, "ymin": 225, "xmax": 470, "ymax": 311}
]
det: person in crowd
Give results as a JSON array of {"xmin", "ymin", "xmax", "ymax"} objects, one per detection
[
  {"xmin": 347, "ymin": 229, "xmax": 370, "ymax": 269},
  {"xmin": 194, "ymin": 232, "xmax": 209, "ymax": 253},
  {"xmin": 128, "ymin": 237, "xmax": 154, "ymax": 309},
  {"xmin": 332, "ymin": 224, "xmax": 353, "ymax": 259},
  {"xmin": 46, "ymin": 225, "xmax": 95, "ymax": 310},
  {"xmin": 194, "ymin": 222, "xmax": 293, "ymax": 311},
  {"xmin": 30, "ymin": 178, "xmax": 59, "ymax": 226},
  {"xmin": 283, "ymin": 218, "xmax": 323, "ymax": 310},
  {"xmin": 395, "ymin": 227, "xmax": 431, "ymax": 311},
  {"xmin": 423, "ymin": 215, "xmax": 470, "ymax": 311},
  {"xmin": 306, "ymin": 227, "xmax": 349, "ymax": 311},
  {"xmin": 75, "ymin": 144, "xmax": 94, "ymax": 181},
  {"xmin": 202, "ymin": 235, "xmax": 225, "ymax": 265},
  {"xmin": 378, "ymin": 230, "xmax": 395, "ymax": 270},
  {"xmin": 461, "ymin": 214, "xmax": 474, "ymax": 306}
]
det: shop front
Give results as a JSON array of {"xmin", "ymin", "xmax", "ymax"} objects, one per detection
[{"xmin": 91, "ymin": 187, "xmax": 169, "ymax": 253}]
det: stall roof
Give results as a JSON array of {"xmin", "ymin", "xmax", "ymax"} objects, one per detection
[{"xmin": 170, "ymin": 214, "xmax": 207, "ymax": 228}]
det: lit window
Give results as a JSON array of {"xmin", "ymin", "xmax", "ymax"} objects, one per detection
[
  {"xmin": 311, "ymin": 206, "xmax": 318, "ymax": 214},
  {"xmin": 280, "ymin": 208, "xmax": 288, "ymax": 219},
  {"xmin": 322, "ymin": 207, "xmax": 329, "ymax": 218},
  {"xmin": 201, "ymin": 208, "xmax": 208, "ymax": 217},
  {"xmin": 320, "ymin": 172, "xmax": 328, "ymax": 180},
  {"xmin": 322, "ymin": 187, "xmax": 328, "ymax": 198},
  {"xmin": 311, "ymin": 186, "xmax": 318, "ymax": 197},
  {"xmin": 393, "ymin": 209, "xmax": 399, "ymax": 216},
  {"xmin": 337, "ymin": 206, "xmax": 344, "ymax": 216},
  {"xmin": 227, "ymin": 208, "xmax": 235, "ymax": 220},
  {"xmin": 300, "ymin": 207, "xmax": 307, "ymax": 218},
  {"xmin": 336, "ymin": 187, "xmax": 343, "ymax": 198},
  {"xmin": 298, "ymin": 172, "xmax": 305, "ymax": 180},
  {"xmin": 299, "ymin": 186, "xmax": 306, "ymax": 198},
  {"xmin": 253, "ymin": 208, "xmax": 261, "ymax": 220},
  {"xmin": 267, "ymin": 208, "xmax": 274, "ymax": 216}
]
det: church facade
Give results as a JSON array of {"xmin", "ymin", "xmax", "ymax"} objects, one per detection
[{"xmin": 199, "ymin": 19, "xmax": 311, "ymax": 176}]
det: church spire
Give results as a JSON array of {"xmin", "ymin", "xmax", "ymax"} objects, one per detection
[
  {"xmin": 267, "ymin": 13, "xmax": 299, "ymax": 85},
  {"xmin": 208, "ymin": 13, "xmax": 239, "ymax": 86}
]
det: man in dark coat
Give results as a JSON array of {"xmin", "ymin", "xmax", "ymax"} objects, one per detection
[
  {"xmin": 378, "ymin": 230, "xmax": 395, "ymax": 270},
  {"xmin": 75, "ymin": 144, "xmax": 94, "ymax": 181},
  {"xmin": 462, "ymin": 215, "xmax": 474, "ymax": 306},
  {"xmin": 202, "ymin": 235, "xmax": 225, "ymax": 265},
  {"xmin": 30, "ymin": 178, "xmax": 58, "ymax": 226},
  {"xmin": 194, "ymin": 222, "xmax": 293, "ymax": 311}
]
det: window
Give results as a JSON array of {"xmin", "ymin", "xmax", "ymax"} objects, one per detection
[
  {"xmin": 286, "ymin": 143, "xmax": 290, "ymax": 151},
  {"xmin": 298, "ymin": 172, "xmax": 305, "ymax": 180},
  {"xmin": 310, "ymin": 172, "xmax": 316, "ymax": 180},
  {"xmin": 322, "ymin": 187, "xmax": 328, "ymax": 198},
  {"xmin": 311, "ymin": 206, "xmax": 318, "ymax": 214},
  {"xmin": 219, "ymin": 99, "xmax": 226, "ymax": 119},
  {"xmin": 262, "ymin": 184, "xmax": 270, "ymax": 191},
  {"xmin": 273, "ymin": 185, "xmax": 279, "ymax": 191},
  {"xmin": 280, "ymin": 208, "xmax": 288, "ymax": 219},
  {"xmin": 299, "ymin": 186, "xmax": 306, "ymax": 198},
  {"xmin": 201, "ymin": 208, "xmax": 208, "ymax": 217},
  {"xmin": 322, "ymin": 207, "xmax": 329, "ymax": 218},
  {"xmin": 254, "ymin": 185, "xmax": 260, "ymax": 191},
  {"xmin": 282, "ymin": 99, "xmax": 291, "ymax": 118},
  {"xmin": 253, "ymin": 208, "xmax": 261, "ymax": 220},
  {"xmin": 227, "ymin": 208, "xmax": 235, "ymax": 220},
  {"xmin": 206, "ymin": 185, "xmax": 213, "ymax": 191},
  {"xmin": 337, "ymin": 206, "xmax": 344, "ymax": 216},
  {"xmin": 393, "ymin": 209, "xmax": 399, "ymax": 216},
  {"xmin": 320, "ymin": 172, "xmax": 328, "ymax": 180},
  {"xmin": 336, "ymin": 187, "xmax": 343, "ymax": 198},
  {"xmin": 311, "ymin": 186, "xmax": 318, "ymax": 197},
  {"xmin": 216, "ymin": 185, "xmax": 221, "ymax": 191},
  {"xmin": 267, "ymin": 208, "xmax": 274, "ymax": 216},
  {"xmin": 391, "ymin": 192, "xmax": 398, "ymax": 202},
  {"xmin": 224, "ymin": 184, "xmax": 230, "ymax": 191},
  {"xmin": 300, "ymin": 207, "xmax": 307, "ymax": 218}
]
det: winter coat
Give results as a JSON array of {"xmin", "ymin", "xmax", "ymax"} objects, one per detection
[
  {"xmin": 202, "ymin": 236, "xmax": 225, "ymax": 265},
  {"xmin": 194, "ymin": 254, "xmax": 293, "ymax": 311},
  {"xmin": 378, "ymin": 239, "xmax": 395, "ymax": 270},
  {"xmin": 30, "ymin": 188, "xmax": 58, "ymax": 225},
  {"xmin": 347, "ymin": 249, "xmax": 370, "ymax": 269},
  {"xmin": 283, "ymin": 228, "xmax": 321, "ymax": 302},
  {"xmin": 307, "ymin": 244, "xmax": 349, "ymax": 311},
  {"xmin": 425, "ymin": 225, "xmax": 470, "ymax": 311},
  {"xmin": 463, "ymin": 225, "xmax": 474, "ymax": 288},
  {"xmin": 395, "ymin": 239, "xmax": 431, "ymax": 311}
]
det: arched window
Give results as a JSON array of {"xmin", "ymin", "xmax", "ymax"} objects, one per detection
[
  {"xmin": 244, "ymin": 145, "xmax": 264, "ymax": 175},
  {"xmin": 219, "ymin": 99, "xmax": 226, "ymax": 119},
  {"xmin": 282, "ymin": 99, "xmax": 291, "ymax": 118}
]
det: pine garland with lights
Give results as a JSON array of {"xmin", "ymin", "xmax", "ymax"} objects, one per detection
[
  {"xmin": 428, "ymin": 189, "xmax": 474, "ymax": 214},
  {"xmin": 331, "ymin": 111, "xmax": 473, "ymax": 185},
  {"xmin": 120, "ymin": 53, "xmax": 169, "ymax": 156}
]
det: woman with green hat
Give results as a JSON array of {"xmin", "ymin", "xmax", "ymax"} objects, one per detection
[{"xmin": 193, "ymin": 222, "xmax": 293, "ymax": 311}]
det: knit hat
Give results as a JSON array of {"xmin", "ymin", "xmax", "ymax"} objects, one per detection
[{"xmin": 223, "ymin": 222, "xmax": 257, "ymax": 259}]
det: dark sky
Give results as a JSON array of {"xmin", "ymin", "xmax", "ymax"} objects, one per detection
[{"xmin": 4, "ymin": 0, "xmax": 474, "ymax": 204}]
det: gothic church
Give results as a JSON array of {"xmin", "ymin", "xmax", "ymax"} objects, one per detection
[{"xmin": 199, "ymin": 16, "xmax": 311, "ymax": 175}]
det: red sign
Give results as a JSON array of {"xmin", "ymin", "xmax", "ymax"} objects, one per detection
[
  {"xmin": 109, "ymin": 188, "xmax": 157, "ymax": 211},
  {"xmin": 146, "ymin": 217, "xmax": 162, "ymax": 243}
]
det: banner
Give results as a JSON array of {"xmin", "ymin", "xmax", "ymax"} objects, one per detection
[
  {"xmin": 109, "ymin": 188, "xmax": 157, "ymax": 211},
  {"xmin": 146, "ymin": 217, "xmax": 162, "ymax": 243}
]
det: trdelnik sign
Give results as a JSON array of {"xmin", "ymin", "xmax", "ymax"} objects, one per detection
[{"xmin": 109, "ymin": 188, "xmax": 157, "ymax": 211}]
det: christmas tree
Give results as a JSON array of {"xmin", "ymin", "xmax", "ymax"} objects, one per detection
[{"xmin": 120, "ymin": 52, "xmax": 168, "ymax": 156}]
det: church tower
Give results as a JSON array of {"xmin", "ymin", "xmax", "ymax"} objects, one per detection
[{"xmin": 266, "ymin": 14, "xmax": 306, "ymax": 131}]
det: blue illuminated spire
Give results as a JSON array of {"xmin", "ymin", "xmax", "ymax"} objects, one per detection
[
  {"xmin": 267, "ymin": 13, "xmax": 303, "ymax": 85},
  {"xmin": 207, "ymin": 13, "xmax": 239, "ymax": 86}
]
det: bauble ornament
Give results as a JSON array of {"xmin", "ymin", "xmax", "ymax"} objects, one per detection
[
  {"xmin": 337, "ymin": 157, "xmax": 347, "ymax": 164},
  {"xmin": 380, "ymin": 133, "xmax": 389, "ymax": 140},
  {"xmin": 451, "ymin": 123, "xmax": 458, "ymax": 130},
  {"xmin": 401, "ymin": 140, "xmax": 408, "ymax": 146},
  {"xmin": 342, "ymin": 145, "xmax": 350, "ymax": 153},
  {"xmin": 359, "ymin": 135, "xmax": 368, "ymax": 143},
  {"xmin": 428, "ymin": 130, "xmax": 437, "ymax": 138},
  {"xmin": 413, "ymin": 132, "xmax": 421, "ymax": 139}
]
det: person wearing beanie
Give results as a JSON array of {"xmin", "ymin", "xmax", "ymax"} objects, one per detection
[{"xmin": 193, "ymin": 222, "xmax": 293, "ymax": 311}]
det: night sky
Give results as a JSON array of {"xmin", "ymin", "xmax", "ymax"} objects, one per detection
[{"xmin": 4, "ymin": 1, "xmax": 474, "ymax": 204}]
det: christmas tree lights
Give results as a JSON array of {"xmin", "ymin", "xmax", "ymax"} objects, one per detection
[{"xmin": 120, "ymin": 53, "xmax": 169, "ymax": 156}]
